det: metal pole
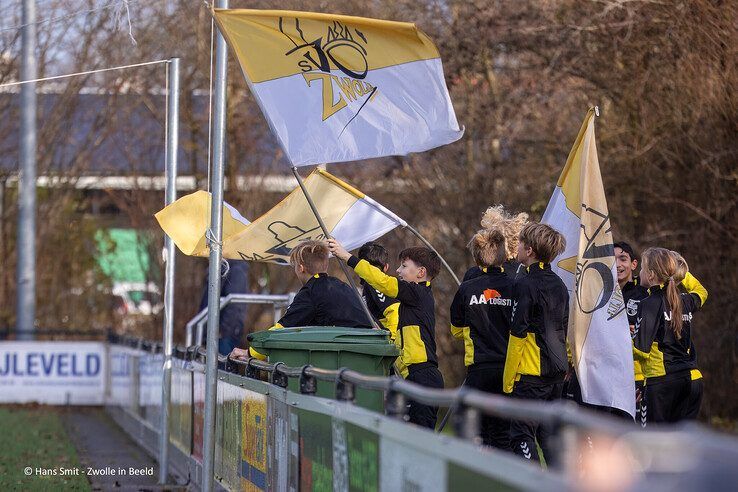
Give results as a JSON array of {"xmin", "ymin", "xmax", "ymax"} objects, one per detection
[
  {"xmin": 16, "ymin": 0, "xmax": 37, "ymax": 340},
  {"xmin": 158, "ymin": 57, "xmax": 180, "ymax": 485},
  {"xmin": 404, "ymin": 224, "xmax": 461, "ymax": 286},
  {"xmin": 290, "ymin": 166, "xmax": 379, "ymax": 329},
  {"xmin": 203, "ymin": 1, "xmax": 228, "ymax": 490}
]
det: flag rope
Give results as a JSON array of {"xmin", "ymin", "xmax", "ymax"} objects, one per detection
[{"xmin": 0, "ymin": 59, "xmax": 169, "ymax": 89}]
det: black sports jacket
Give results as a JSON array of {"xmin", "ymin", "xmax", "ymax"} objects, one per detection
[
  {"xmin": 450, "ymin": 266, "xmax": 514, "ymax": 367},
  {"xmin": 361, "ymin": 279, "xmax": 400, "ymax": 340},
  {"xmin": 348, "ymin": 256, "xmax": 437, "ymax": 377},
  {"xmin": 633, "ymin": 273, "xmax": 707, "ymax": 379},
  {"xmin": 622, "ymin": 277, "xmax": 649, "ymax": 381},
  {"xmin": 277, "ymin": 273, "xmax": 371, "ymax": 329},
  {"xmin": 502, "ymin": 262, "xmax": 569, "ymax": 392}
]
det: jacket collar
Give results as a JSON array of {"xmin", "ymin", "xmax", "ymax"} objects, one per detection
[
  {"xmin": 485, "ymin": 266, "xmax": 505, "ymax": 275},
  {"xmin": 647, "ymin": 283, "xmax": 664, "ymax": 295},
  {"xmin": 526, "ymin": 262, "xmax": 550, "ymax": 273},
  {"xmin": 306, "ymin": 272, "xmax": 328, "ymax": 286}
]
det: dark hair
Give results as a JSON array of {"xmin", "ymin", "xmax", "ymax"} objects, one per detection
[
  {"xmin": 614, "ymin": 241, "xmax": 639, "ymax": 262},
  {"xmin": 398, "ymin": 247, "xmax": 441, "ymax": 279},
  {"xmin": 357, "ymin": 241, "xmax": 389, "ymax": 269},
  {"xmin": 518, "ymin": 223, "xmax": 566, "ymax": 264}
]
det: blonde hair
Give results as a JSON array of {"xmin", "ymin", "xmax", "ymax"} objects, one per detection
[
  {"xmin": 670, "ymin": 250, "xmax": 688, "ymax": 283},
  {"xmin": 642, "ymin": 247, "xmax": 684, "ymax": 339},
  {"xmin": 467, "ymin": 229, "xmax": 507, "ymax": 268},
  {"xmin": 480, "ymin": 205, "xmax": 529, "ymax": 259},
  {"xmin": 518, "ymin": 223, "xmax": 566, "ymax": 264},
  {"xmin": 289, "ymin": 240, "xmax": 329, "ymax": 274}
]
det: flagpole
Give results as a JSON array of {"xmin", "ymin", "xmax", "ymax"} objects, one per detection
[
  {"xmin": 158, "ymin": 56, "xmax": 180, "ymax": 485},
  {"xmin": 202, "ymin": 0, "xmax": 228, "ymax": 490},
  {"xmin": 290, "ymin": 166, "xmax": 380, "ymax": 330},
  {"xmin": 403, "ymin": 225, "xmax": 461, "ymax": 286}
]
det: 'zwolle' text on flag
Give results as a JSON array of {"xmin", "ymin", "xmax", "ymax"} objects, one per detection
[
  {"xmin": 222, "ymin": 168, "xmax": 407, "ymax": 264},
  {"xmin": 542, "ymin": 108, "xmax": 635, "ymax": 417},
  {"xmin": 154, "ymin": 190, "xmax": 251, "ymax": 256},
  {"xmin": 212, "ymin": 8, "xmax": 463, "ymax": 167}
]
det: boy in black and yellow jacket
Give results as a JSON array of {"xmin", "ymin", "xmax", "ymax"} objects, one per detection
[
  {"xmin": 230, "ymin": 240, "xmax": 371, "ymax": 361},
  {"xmin": 504, "ymin": 223, "xmax": 568, "ymax": 464},
  {"xmin": 614, "ymin": 241, "xmax": 649, "ymax": 425},
  {"xmin": 329, "ymin": 238, "xmax": 444, "ymax": 429},
  {"xmin": 357, "ymin": 242, "xmax": 401, "ymax": 340},
  {"xmin": 450, "ymin": 229, "xmax": 514, "ymax": 448}
]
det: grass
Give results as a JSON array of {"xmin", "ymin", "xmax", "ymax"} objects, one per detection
[{"xmin": 0, "ymin": 406, "xmax": 90, "ymax": 491}]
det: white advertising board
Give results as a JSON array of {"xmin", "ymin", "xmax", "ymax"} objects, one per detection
[{"xmin": 0, "ymin": 341, "xmax": 107, "ymax": 404}]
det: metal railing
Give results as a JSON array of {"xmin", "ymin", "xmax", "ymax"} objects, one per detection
[
  {"xmin": 214, "ymin": 353, "xmax": 636, "ymax": 444},
  {"xmin": 105, "ymin": 334, "xmax": 738, "ymax": 490},
  {"xmin": 184, "ymin": 293, "xmax": 295, "ymax": 346}
]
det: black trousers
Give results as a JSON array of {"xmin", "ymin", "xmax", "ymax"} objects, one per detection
[
  {"xmin": 510, "ymin": 377, "xmax": 564, "ymax": 466},
  {"xmin": 464, "ymin": 364, "xmax": 509, "ymax": 449},
  {"xmin": 636, "ymin": 380, "xmax": 647, "ymax": 428},
  {"xmin": 685, "ymin": 377, "xmax": 703, "ymax": 420},
  {"xmin": 645, "ymin": 371, "xmax": 693, "ymax": 424},
  {"xmin": 406, "ymin": 364, "xmax": 444, "ymax": 429}
]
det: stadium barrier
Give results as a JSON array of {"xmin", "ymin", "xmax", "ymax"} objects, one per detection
[{"xmin": 103, "ymin": 335, "xmax": 738, "ymax": 491}]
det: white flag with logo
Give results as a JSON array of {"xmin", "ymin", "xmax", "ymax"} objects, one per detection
[
  {"xmin": 213, "ymin": 8, "xmax": 463, "ymax": 167},
  {"xmin": 542, "ymin": 109, "xmax": 635, "ymax": 417},
  {"xmin": 222, "ymin": 169, "xmax": 407, "ymax": 264}
]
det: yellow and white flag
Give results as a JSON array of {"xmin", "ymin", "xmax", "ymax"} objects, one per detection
[
  {"xmin": 222, "ymin": 169, "xmax": 406, "ymax": 263},
  {"xmin": 542, "ymin": 109, "xmax": 635, "ymax": 417},
  {"xmin": 154, "ymin": 190, "xmax": 250, "ymax": 256},
  {"xmin": 213, "ymin": 9, "xmax": 463, "ymax": 167}
]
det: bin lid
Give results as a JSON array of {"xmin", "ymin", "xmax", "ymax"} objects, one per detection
[{"xmin": 248, "ymin": 326, "xmax": 393, "ymax": 345}]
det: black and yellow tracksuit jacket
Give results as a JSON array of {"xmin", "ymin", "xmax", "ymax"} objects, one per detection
[
  {"xmin": 622, "ymin": 277, "xmax": 649, "ymax": 382},
  {"xmin": 361, "ymin": 279, "xmax": 400, "ymax": 340},
  {"xmin": 347, "ymin": 256, "xmax": 437, "ymax": 378},
  {"xmin": 632, "ymin": 272, "xmax": 707, "ymax": 380},
  {"xmin": 449, "ymin": 266, "xmax": 514, "ymax": 367},
  {"xmin": 249, "ymin": 273, "xmax": 371, "ymax": 359},
  {"xmin": 502, "ymin": 262, "xmax": 569, "ymax": 393}
]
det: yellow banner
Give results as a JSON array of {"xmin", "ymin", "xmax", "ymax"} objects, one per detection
[
  {"xmin": 213, "ymin": 9, "xmax": 440, "ymax": 83},
  {"xmin": 222, "ymin": 169, "xmax": 360, "ymax": 263},
  {"xmin": 154, "ymin": 191, "xmax": 249, "ymax": 256}
]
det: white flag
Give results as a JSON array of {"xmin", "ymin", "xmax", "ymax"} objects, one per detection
[
  {"xmin": 542, "ymin": 109, "xmax": 635, "ymax": 417},
  {"xmin": 213, "ymin": 9, "xmax": 463, "ymax": 166}
]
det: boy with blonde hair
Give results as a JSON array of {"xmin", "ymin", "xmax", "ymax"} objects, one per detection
[{"xmin": 230, "ymin": 240, "xmax": 370, "ymax": 360}]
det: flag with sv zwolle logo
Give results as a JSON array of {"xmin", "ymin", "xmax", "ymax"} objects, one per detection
[
  {"xmin": 212, "ymin": 8, "xmax": 463, "ymax": 167},
  {"xmin": 542, "ymin": 108, "xmax": 635, "ymax": 417}
]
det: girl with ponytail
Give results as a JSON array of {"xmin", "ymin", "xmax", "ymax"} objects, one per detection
[{"xmin": 632, "ymin": 247, "xmax": 708, "ymax": 424}]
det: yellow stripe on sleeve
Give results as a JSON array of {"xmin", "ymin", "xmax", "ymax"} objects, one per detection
[
  {"xmin": 381, "ymin": 303, "xmax": 400, "ymax": 340},
  {"xmin": 632, "ymin": 345, "xmax": 649, "ymax": 362},
  {"xmin": 503, "ymin": 334, "xmax": 525, "ymax": 393},
  {"xmin": 450, "ymin": 324, "xmax": 466, "ymax": 339},
  {"xmin": 682, "ymin": 272, "xmax": 708, "ymax": 306},
  {"xmin": 354, "ymin": 259, "xmax": 399, "ymax": 298}
]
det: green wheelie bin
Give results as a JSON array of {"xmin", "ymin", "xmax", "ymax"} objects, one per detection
[{"xmin": 247, "ymin": 327, "xmax": 399, "ymax": 412}]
